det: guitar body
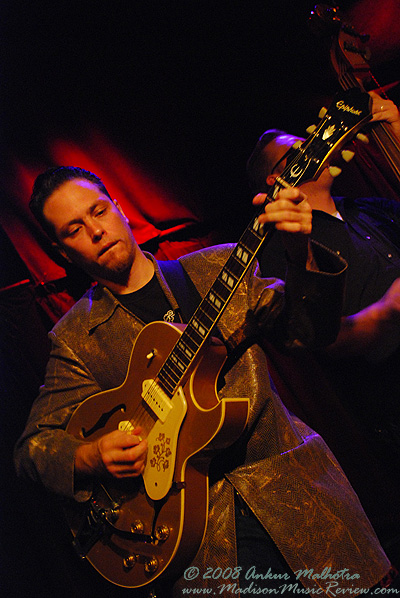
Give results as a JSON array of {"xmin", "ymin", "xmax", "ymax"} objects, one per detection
[{"xmin": 65, "ymin": 321, "xmax": 250, "ymax": 588}]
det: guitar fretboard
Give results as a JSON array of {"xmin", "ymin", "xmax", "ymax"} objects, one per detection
[{"xmin": 157, "ymin": 213, "xmax": 272, "ymax": 397}]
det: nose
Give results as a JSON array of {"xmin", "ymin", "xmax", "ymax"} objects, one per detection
[{"xmin": 88, "ymin": 221, "xmax": 105, "ymax": 242}]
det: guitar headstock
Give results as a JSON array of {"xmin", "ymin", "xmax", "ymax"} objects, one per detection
[{"xmin": 273, "ymin": 87, "xmax": 372, "ymax": 192}]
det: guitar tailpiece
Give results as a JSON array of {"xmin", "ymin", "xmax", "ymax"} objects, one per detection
[{"xmin": 72, "ymin": 499, "xmax": 106, "ymax": 558}]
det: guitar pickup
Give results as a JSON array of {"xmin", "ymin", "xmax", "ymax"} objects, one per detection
[{"xmin": 142, "ymin": 380, "xmax": 173, "ymax": 423}]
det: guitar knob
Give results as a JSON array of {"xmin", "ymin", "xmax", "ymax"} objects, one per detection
[
  {"xmin": 144, "ymin": 557, "xmax": 159, "ymax": 574},
  {"xmin": 356, "ymin": 133, "xmax": 369, "ymax": 144},
  {"xmin": 292, "ymin": 140, "xmax": 302, "ymax": 149},
  {"xmin": 328, "ymin": 166, "xmax": 342, "ymax": 178},
  {"xmin": 123, "ymin": 555, "xmax": 137, "ymax": 570},
  {"xmin": 306, "ymin": 124, "xmax": 317, "ymax": 135},
  {"xmin": 155, "ymin": 525, "xmax": 170, "ymax": 542},
  {"xmin": 341, "ymin": 149, "xmax": 355, "ymax": 162},
  {"xmin": 108, "ymin": 507, "xmax": 120, "ymax": 523},
  {"xmin": 131, "ymin": 520, "xmax": 144, "ymax": 534}
]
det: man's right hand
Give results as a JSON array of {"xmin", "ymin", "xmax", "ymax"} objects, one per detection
[
  {"xmin": 369, "ymin": 91, "xmax": 400, "ymax": 141},
  {"xmin": 74, "ymin": 427, "xmax": 148, "ymax": 479}
]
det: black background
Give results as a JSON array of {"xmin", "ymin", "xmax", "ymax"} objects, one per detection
[{"xmin": 2, "ymin": 0, "xmax": 399, "ymax": 238}]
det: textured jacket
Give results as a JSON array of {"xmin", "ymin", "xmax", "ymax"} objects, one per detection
[{"xmin": 14, "ymin": 244, "xmax": 390, "ymax": 595}]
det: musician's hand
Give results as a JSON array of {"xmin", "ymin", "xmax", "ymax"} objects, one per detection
[
  {"xmin": 370, "ymin": 91, "xmax": 400, "ymax": 141},
  {"xmin": 75, "ymin": 427, "xmax": 148, "ymax": 479},
  {"xmin": 253, "ymin": 187, "xmax": 311, "ymax": 234},
  {"xmin": 253, "ymin": 188, "xmax": 316, "ymax": 269}
]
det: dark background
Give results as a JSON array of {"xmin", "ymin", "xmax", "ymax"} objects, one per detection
[
  {"xmin": 1, "ymin": 1, "xmax": 400, "ymax": 596},
  {"xmin": 2, "ymin": 0, "xmax": 399, "ymax": 241}
]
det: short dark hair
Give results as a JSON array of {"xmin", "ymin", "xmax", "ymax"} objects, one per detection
[
  {"xmin": 29, "ymin": 166, "xmax": 112, "ymax": 241},
  {"xmin": 246, "ymin": 128, "xmax": 287, "ymax": 193}
]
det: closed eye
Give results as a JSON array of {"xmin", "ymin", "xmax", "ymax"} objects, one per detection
[
  {"xmin": 95, "ymin": 207, "xmax": 106, "ymax": 217},
  {"xmin": 64, "ymin": 225, "xmax": 82, "ymax": 238}
]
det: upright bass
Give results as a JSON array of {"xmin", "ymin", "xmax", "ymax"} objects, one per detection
[{"xmin": 310, "ymin": 3, "xmax": 400, "ymax": 199}]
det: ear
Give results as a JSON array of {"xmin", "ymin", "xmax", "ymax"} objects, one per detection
[
  {"xmin": 112, "ymin": 198, "xmax": 129, "ymax": 223},
  {"xmin": 266, "ymin": 174, "xmax": 278, "ymax": 186}
]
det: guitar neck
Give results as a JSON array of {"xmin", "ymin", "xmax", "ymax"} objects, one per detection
[{"xmin": 158, "ymin": 211, "xmax": 273, "ymax": 397}]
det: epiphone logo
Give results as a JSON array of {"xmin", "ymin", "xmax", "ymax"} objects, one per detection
[{"xmin": 336, "ymin": 100, "xmax": 362, "ymax": 115}]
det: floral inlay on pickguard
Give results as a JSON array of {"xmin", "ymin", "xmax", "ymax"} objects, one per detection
[{"xmin": 150, "ymin": 433, "xmax": 172, "ymax": 471}]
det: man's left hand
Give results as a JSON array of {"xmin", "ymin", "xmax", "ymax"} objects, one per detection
[{"xmin": 253, "ymin": 187, "xmax": 315, "ymax": 268}]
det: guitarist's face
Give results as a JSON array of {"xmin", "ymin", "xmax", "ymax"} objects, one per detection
[
  {"xmin": 265, "ymin": 136, "xmax": 335, "ymax": 195},
  {"xmin": 265, "ymin": 135, "xmax": 304, "ymax": 186},
  {"xmin": 43, "ymin": 178, "xmax": 138, "ymax": 284}
]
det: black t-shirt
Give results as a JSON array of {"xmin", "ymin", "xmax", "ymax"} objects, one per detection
[{"xmin": 115, "ymin": 274, "xmax": 177, "ymax": 324}]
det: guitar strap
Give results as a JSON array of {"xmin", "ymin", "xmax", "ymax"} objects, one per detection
[{"xmin": 158, "ymin": 259, "xmax": 201, "ymax": 324}]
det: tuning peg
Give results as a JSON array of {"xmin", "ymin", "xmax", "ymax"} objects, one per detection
[
  {"xmin": 341, "ymin": 149, "xmax": 355, "ymax": 162},
  {"xmin": 356, "ymin": 133, "xmax": 369, "ymax": 144},
  {"xmin": 292, "ymin": 140, "xmax": 303, "ymax": 149},
  {"xmin": 328, "ymin": 166, "xmax": 342, "ymax": 178},
  {"xmin": 318, "ymin": 107, "xmax": 327, "ymax": 119},
  {"xmin": 306, "ymin": 124, "xmax": 317, "ymax": 135}
]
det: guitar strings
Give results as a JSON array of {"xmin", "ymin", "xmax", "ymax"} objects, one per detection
[{"xmin": 119, "ymin": 340, "xmax": 186, "ymax": 438}]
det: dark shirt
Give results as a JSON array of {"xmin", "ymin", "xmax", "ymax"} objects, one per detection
[
  {"xmin": 259, "ymin": 196, "xmax": 400, "ymax": 316},
  {"xmin": 115, "ymin": 274, "xmax": 177, "ymax": 323}
]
